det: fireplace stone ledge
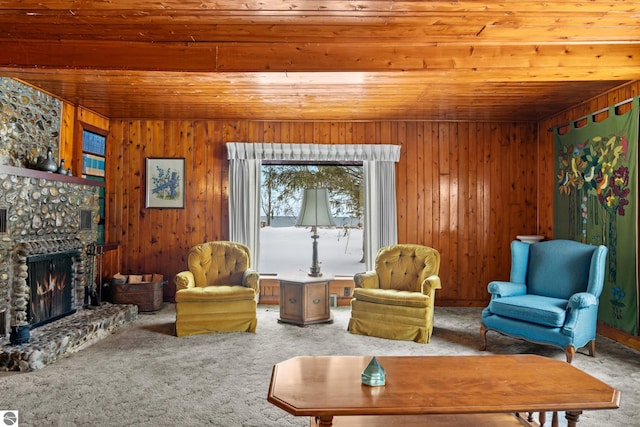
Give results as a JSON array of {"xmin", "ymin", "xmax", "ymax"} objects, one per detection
[{"xmin": 0, "ymin": 302, "xmax": 138, "ymax": 371}]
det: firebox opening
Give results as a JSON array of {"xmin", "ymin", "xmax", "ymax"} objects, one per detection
[{"xmin": 28, "ymin": 251, "xmax": 79, "ymax": 329}]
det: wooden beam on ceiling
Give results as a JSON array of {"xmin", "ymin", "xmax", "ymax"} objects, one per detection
[
  {"xmin": 0, "ymin": 0, "xmax": 638, "ymax": 121},
  {"xmin": 1, "ymin": 41, "xmax": 638, "ymax": 78}
]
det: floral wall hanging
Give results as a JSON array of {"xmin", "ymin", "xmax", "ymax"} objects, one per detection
[{"xmin": 554, "ymin": 97, "xmax": 638, "ymax": 335}]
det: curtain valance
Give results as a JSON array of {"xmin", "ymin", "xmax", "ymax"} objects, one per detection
[{"xmin": 226, "ymin": 143, "xmax": 400, "ymax": 162}]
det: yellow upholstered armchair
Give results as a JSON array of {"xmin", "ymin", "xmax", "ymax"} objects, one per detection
[
  {"xmin": 348, "ymin": 244, "xmax": 441, "ymax": 343},
  {"xmin": 174, "ymin": 241, "xmax": 260, "ymax": 337}
]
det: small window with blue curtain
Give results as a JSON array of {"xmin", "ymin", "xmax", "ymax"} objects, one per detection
[{"xmin": 81, "ymin": 128, "xmax": 107, "ymax": 244}]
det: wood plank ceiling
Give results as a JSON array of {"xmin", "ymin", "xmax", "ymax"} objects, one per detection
[{"xmin": 0, "ymin": 1, "xmax": 639, "ymax": 122}]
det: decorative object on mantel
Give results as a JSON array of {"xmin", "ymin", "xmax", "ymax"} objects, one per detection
[
  {"xmin": 516, "ymin": 235, "xmax": 545, "ymax": 244},
  {"xmin": 361, "ymin": 356, "xmax": 386, "ymax": 386},
  {"xmin": 56, "ymin": 159, "xmax": 67, "ymax": 175},
  {"xmin": 35, "ymin": 147, "xmax": 57, "ymax": 172}
]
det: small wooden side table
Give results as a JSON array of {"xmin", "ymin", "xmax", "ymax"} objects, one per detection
[{"xmin": 277, "ymin": 272, "xmax": 334, "ymax": 326}]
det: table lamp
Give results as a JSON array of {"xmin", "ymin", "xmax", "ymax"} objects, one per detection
[{"xmin": 295, "ymin": 188, "xmax": 336, "ymax": 277}]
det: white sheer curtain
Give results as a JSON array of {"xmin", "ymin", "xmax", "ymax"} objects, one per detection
[
  {"xmin": 227, "ymin": 157, "xmax": 261, "ymax": 266},
  {"xmin": 363, "ymin": 160, "xmax": 398, "ymax": 268},
  {"xmin": 226, "ymin": 143, "xmax": 401, "ymax": 271}
]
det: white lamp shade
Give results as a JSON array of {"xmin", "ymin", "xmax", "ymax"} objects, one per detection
[{"xmin": 295, "ymin": 188, "xmax": 336, "ymax": 227}]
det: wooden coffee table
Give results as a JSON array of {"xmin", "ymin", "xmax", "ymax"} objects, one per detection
[{"xmin": 267, "ymin": 355, "xmax": 620, "ymax": 427}]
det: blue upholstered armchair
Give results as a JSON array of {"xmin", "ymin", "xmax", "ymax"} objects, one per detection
[{"xmin": 481, "ymin": 239, "xmax": 608, "ymax": 363}]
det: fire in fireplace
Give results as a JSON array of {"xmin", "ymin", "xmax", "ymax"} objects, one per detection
[{"xmin": 27, "ymin": 251, "xmax": 78, "ymax": 328}]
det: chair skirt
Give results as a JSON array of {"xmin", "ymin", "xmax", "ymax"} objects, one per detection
[
  {"xmin": 348, "ymin": 300, "xmax": 434, "ymax": 344},
  {"xmin": 175, "ymin": 299, "xmax": 257, "ymax": 337}
]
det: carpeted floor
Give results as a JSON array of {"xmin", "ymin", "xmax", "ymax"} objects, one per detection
[{"xmin": 1, "ymin": 304, "xmax": 638, "ymax": 426}]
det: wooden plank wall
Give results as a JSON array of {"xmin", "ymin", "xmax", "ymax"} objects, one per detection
[{"xmin": 105, "ymin": 120, "xmax": 538, "ymax": 306}]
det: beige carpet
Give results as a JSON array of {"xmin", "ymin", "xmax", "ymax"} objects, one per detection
[{"xmin": 1, "ymin": 304, "xmax": 638, "ymax": 427}]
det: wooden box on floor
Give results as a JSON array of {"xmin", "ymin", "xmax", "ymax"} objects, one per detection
[{"xmin": 112, "ymin": 273, "xmax": 164, "ymax": 312}]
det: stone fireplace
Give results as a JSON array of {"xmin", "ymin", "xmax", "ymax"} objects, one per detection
[
  {"xmin": 0, "ymin": 169, "xmax": 99, "ymax": 335},
  {"xmin": 0, "ymin": 79, "xmax": 136, "ymax": 371},
  {"xmin": 0, "ymin": 166, "xmax": 137, "ymax": 371}
]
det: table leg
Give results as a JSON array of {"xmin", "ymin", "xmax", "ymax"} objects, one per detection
[
  {"xmin": 540, "ymin": 411, "xmax": 547, "ymax": 425},
  {"xmin": 565, "ymin": 410, "xmax": 583, "ymax": 426},
  {"xmin": 315, "ymin": 415, "xmax": 334, "ymax": 426},
  {"xmin": 312, "ymin": 415, "xmax": 333, "ymax": 427}
]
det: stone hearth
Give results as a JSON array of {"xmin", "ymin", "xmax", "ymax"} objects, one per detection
[{"xmin": 0, "ymin": 302, "xmax": 138, "ymax": 371}]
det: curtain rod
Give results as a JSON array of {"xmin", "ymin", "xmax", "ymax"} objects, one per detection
[{"xmin": 547, "ymin": 96, "xmax": 636, "ymax": 132}]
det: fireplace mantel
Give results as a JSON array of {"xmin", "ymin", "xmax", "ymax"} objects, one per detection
[{"xmin": 0, "ymin": 164, "xmax": 105, "ymax": 188}]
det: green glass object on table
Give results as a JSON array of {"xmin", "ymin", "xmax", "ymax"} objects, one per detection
[{"xmin": 361, "ymin": 356, "xmax": 386, "ymax": 386}]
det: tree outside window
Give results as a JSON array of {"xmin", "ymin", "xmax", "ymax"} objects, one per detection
[{"xmin": 259, "ymin": 163, "xmax": 364, "ymax": 275}]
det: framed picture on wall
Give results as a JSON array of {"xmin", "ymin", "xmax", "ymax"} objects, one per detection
[{"xmin": 145, "ymin": 157, "xmax": 185, "ymax": 209}]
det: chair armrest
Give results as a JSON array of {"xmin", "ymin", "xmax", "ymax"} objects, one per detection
[
  {"xmin": 175, "ymin": 271, "xmax": 195, "ymax": 291},
  {"xmin": 421, "ymin": 275, "xmax": 442, "ymax": 294},
  {"xmin": 354, "ymin": 271, "xmax": 379, "ymax": 288},
  {"xmin": 567, "ymin": 292, "xmax": 598, "ymax": 309},
  {"xmin": 243, "ymin": 269, "xmax": 260, "ymax": 294},
  {"xmin": 563, "ymin": 292, "xmax": 599, "ymax": 336},
  {"xmin": 487, "ymin": 281, "xmax": 527, "ymax": 298}
]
